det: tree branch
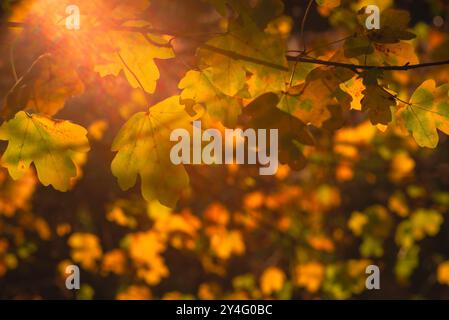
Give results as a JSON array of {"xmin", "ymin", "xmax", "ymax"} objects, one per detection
[
  {"xmin": 286, "ymin": 55, "xmax": 449, "ymax": 71},
  {"xmin": 6, "ymin": 21, "xmax": 449, "ymax": 72}
]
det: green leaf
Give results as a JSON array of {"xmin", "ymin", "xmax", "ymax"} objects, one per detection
[
  {"xmin": 344, "ymin": 36, "xmax": 374, "ymax": 58},
  {"xmin": 178, "ymin": 69, "xmax": 243, "ymax": 127},
  {"xmin": 400, "ymin": 80, "xmax": 449, "ymax": 148},
  {"xmin": 198, "ymin": 38, "xmax": 247, "ymax": 97},
  {"xmin": 0, "ymin": 111, "xmax": 90, "ymax": 191},
  {"xmin": 198, "ymin": 6, "xmax": 288, "ymax": 99},
  {"xmin": 369, "ymin": 9, "xmax": 416, "ymax": 44},
  {"xmin": 111, "ymin": 96, "xmax": 195, "ymax": 208}
]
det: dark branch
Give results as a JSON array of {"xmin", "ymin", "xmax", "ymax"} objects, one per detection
[
  {"xmin": 6, "ymin": 21, "xmax": 449, "ymax": 72},
  {"xmin": 287, "ymin": 56, "xmax": 449, "ymax": 71}
]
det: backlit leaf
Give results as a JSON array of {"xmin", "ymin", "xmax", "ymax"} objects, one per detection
[
  {"xmin": 400, "ymin": 80, "xmax": 449, "ymax": 148},
  {"xmin": 111, "ymin": 96, "xmax": 196, "ymax": 208},
  {"xmin": 0, "ymin": 111, "xmax": 89, "ymax": 191}
]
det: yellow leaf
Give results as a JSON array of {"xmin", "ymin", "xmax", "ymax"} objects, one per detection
[
  {"xmin": 128, "ymin": 230, "xmax": 169, "ymax": 285},
  {"xmin": 116, "ymin": 285, "xmax": 152, "ymax": 300},
  {"xmin": 68, "ymin": 233, "xmax": 102, "ymax": 271},
  {"xmin": 0, "ymin": 112, "xmax": 90, "ymax": 191},
  {"xmin": 111, "ymin": 96, "xmax": 195, "ymax": 207},
  {"xmin": 340, "ymin": 77, "xmax": 365, "ymax": 110},
  {"xmin": 295, "ymin": 262, "xmax": 325, "ymax": 293},
  {"xmin": 260, "ymin": 267, "xmax": 286, "ymax": 295},
  {"xmin": 209, "ymin": 228, "xmax": 245, "ymax": 259},
  {"xmin": 389, "ymin": 152, "xmax": 415, "ymax": 182},
  {"xmin": 437, "ymin": 262, "xmax": 449, "ymax": 286},
  {"xmin": 3, "ymin": 54, "xmax": 84, "ymax": 120},
  {"xmin": 95, "ymin": 26, "xmax": 174, "ymax": 94}
]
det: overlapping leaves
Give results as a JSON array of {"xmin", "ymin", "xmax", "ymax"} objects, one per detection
[{"xmin": 111, "ymin": 96, "xmax": 199, "ymax": 208}]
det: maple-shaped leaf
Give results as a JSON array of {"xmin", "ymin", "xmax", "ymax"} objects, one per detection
[
  {"xmin": 339, "ymin": 76, "xmax": 365, "ymax": 110},
  {"xmin": 345, "ymin": 9, "xmax": 417, "ymax": 65},
  {"xmin": 0, "ymin": 111, "xmax": 90, "ymax": 191},
  {"xmin": 278, "ymin": 67, "xmax": 353, "ymax": 127},
  {"xmin": 2, "ymin": 54, "xmax": 84, "ymax": 120},
  {"xmin": 94, "ymin": 23, "xmax": 174, "ymax": 94},
  {"xmin": 344, "ymin": 36, "xmax": 374, "ymax": 59},
  {"xmin": 111, "ymin": 96, "xmax": 196, "ymax": 208},
  {"xmin": 198, "ymin": 38, "xmax": 247, "ymax": 97},
  {"xmin": 361, "ymin": 85, "xmax": 395, "ymax": 125},
  {"xmin": 367, "ymin": 9, "xmax": 416, "ymax": 44},
  {"xmin": 178, "ymin": 69, "xmax": 243, "ymax": 127},
  {"xmin": 198, "ymin": 1, "xmax": 287, "ymax": 99},
  {"xmin": 239, "ymin": 93, "xmax": 315, "ymax": 170},
  {"xmin": 369, "ymin": 42, "xmax": 419, "ymax": 66},
  {"xmin": 400, "ymin": 80, "xmax": 449, "ymax": 148}
]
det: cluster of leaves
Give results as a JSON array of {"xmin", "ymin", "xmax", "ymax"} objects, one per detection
[
  {"xmin": 1, "ymin": 0, "xmax": 449, "ymax": 300},
  {"xmin": 1, "ymin": 0, "xmax": 449, "ymax": 208}
]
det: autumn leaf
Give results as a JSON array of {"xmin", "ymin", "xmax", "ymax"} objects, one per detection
[
  {"xmin": 368, "ymin": 9, "xmax": 416, "ymax": 44},
  {"xmin": 2, "ymin": 54, "xmax": 84, "ymax": 120},
  {"xmin": 295, "ymin": 262, "xmax": 325, "ymax": 293},
  {"xmin": 339, "ymin": 76, "xmax": 365, "ymax": 110},
  {"xmin": 316, "ymin": 0, "xmax": 341, "ymax": 16},
  {"xmin": 437, "ymin": 262, "xmax": 449, "ymax": 286},
  {"xmin": 260, "ymin": 267, "xmax": 286, "ymax": 296},
  {"xmin": 361, "ymin": 85, "xmax": 395, "ymax": 125},
  {"xmin": 316, "ymin": 0, "xmax": 340, "ymax": 9},
  {"xmin": 369, "ymin": 42, "xmax": 419, "ymax": 66},
  {"xmin": 117, "ymin": 285, "xmax": 152, "ymax": 300},
  {"xmin": 279, "ymin": 67, "xmax": 353, "ymax": 127},
  {"xmin": 111, "ymin": 96, "xmax": 196, "ymax": 208},
  {"xmin": 128, "ymin": 230, "xmax": 168, "ymax": 285},
  {"xmin": 94, "ymin": 22, "xmax": 174, "ymax": 94},
  {"xmin": 198, "ymin": 40, "xmax": 247, "ymax": 98},
  {"xmin": 239, "ymin": 92, "xmax": 315, "ymax": 170},
  {"xmin": 198, "ymin": 3, "xmax": 288, "ymax": 99},
  {"xmin": 395, "ymin": 209, "xmax": 443, "ymax": 249},
  {"xmin": 0, "ymin": 111, "xmax": 89, "ymax": 192},
  {"xmin": 68, "ymin": 233, "xmax": 103, "ymax": 271},
  {"xmin": 345, "ymin": 9, "xmax": 417, "ymax": 65},
  {"xmin": 179, "ymin": 69, "xmax": 243, "ymax": 127},
  {"xmin": 400, "ymin": 80, "xmax": 449, "ymax": 148},
  {"xmin": 209, "ymin": 228, "xmax": 245, "ymax": 259},
  {"xmin": 344, "ymin": 36, "xmax": 374, "ymax": 59}
]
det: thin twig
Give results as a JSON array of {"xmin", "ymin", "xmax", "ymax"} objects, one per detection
[
  {"xmin": 9, "ymin": 39, "xmax": 18, "ymax": 81},
  {"xmin": 300, "ymin": 0, "xmax": 314, "ymax": 53}
]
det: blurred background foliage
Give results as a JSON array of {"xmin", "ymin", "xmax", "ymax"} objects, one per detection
[{"xmin": 1, "ymin": 0, "xmax": 449, "ymax": 300}]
